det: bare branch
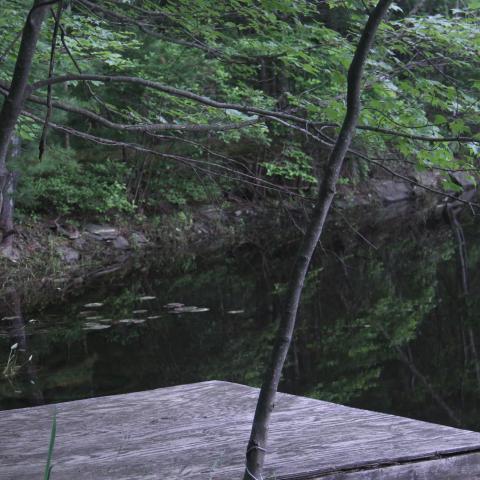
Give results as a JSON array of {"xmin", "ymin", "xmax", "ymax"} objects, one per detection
[
  {"xmin": 39, "ymin": 0, "xmax": 64, "ymax": 159},
  {"xmin": 30, "ymin": 74, "xmax": 480, "ymax": 145},
  {"xmin": 356, "ymin": 125, "xmax": 479, "ymax": 144},
  {"xmin": 0, "ymin": 81, "xmax": 261, "ymax": 133},
  {"xmin": 30, "ymin": 73, "xmax": 310, "ymax": 123}
]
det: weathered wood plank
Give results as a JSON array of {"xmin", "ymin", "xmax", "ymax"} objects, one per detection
[
  {"xmin": 315, "ymin": 451, "xmax": 480, "ymax": 479},
  {"xmin": 1, "ymin": 381, "xmax": 480, "ymax": 479}
]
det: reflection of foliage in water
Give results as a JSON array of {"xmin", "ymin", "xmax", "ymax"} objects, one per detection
[
  {"xmin": 290, "ymin": 217, "xmax": 480, "ymax": 429},
  {"xmin": 299, "ymin": 243, "xmax": 441, "ymax": 405},
  {"xmin": 1, "ymin": 215, "xmax": 480, "ymax": 429}
]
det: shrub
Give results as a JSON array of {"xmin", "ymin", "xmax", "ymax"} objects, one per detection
[{"xmin": 13, "ymin": 147, "xmax": 134, "ymax": 217}]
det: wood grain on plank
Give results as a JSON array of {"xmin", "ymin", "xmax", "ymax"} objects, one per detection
[
  {"xmin": 315, "ymin": 451, "xmax": 480, "ymax": 479},
  {"xmin": 1, "ymin": 381, "xmax": 480, "ymax": 479}
]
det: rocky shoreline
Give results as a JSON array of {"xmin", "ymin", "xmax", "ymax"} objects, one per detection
[{"xmin": 0, "ymin": 204, "xmax": 263, "ymax": 305}]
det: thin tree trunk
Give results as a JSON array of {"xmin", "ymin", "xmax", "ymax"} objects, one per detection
[
  {"xmin": 0, "ymin": 0, "xmax": 51, "ymax": 248},
  {"xmin": 39, "ymin": 0, "xmax": 64, "ymax": 159},
  {"xmin": 243, "ymin": 2, "xmax": 393, "ymax": 479},
  {"xmin": 468, "ymin": 328, "xmax": 480, "ymax": 390},
  {"xmin": 0, "ymin": 172, "xmax": 18, "ymax": 249}
]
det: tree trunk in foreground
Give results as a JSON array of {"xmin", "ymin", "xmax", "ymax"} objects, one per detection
[
  {"xmin": 243, "ymin": 1, "xmax": 393, "ymax": 479},
  {"xmin": 0, "ymin": 0, "xmax": 50, "ymax": 249}
]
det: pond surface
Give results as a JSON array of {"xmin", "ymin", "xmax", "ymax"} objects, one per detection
[{"xmin": 1, "ymin": 205, "xmax": 479, "ymax": 432}]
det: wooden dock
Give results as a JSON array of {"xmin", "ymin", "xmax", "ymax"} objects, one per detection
[{"xmin": 1, "ymin": 381, "xmax": 480, "ymax": 479}]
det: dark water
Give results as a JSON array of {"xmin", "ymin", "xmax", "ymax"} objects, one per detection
[{"xmin": 1, "ymin": 207, "xmax": 479, "ymax": 432}]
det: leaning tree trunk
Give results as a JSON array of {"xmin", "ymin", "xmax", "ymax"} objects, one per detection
[
  {"xmin": 243, "ymin": 1, "xmax": 393, "ymax": 479},
  {"xmin": 0, "ymin": 0, "xmax": 51, "ymax": 249}
]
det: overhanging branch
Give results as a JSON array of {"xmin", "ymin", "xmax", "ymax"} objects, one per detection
[
  {"xmin": 0, "ymin": 82, "xmax": 260, "ymax": 133},
  {"xmin": 29, "ymin": 74, "xmax": 480, "ymax": 144}
]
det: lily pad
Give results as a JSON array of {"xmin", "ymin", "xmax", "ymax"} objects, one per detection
[
  {"xmin": 139, "ymin": 296, "xmax": 156, "ymax": 301},
  {"xmin": 83, "ymin": 303, "xmax": 104, "ymax": 308},
  {"xmin": 147, "ymin": 315, "xmax": 162, "ymax": 320},
  {"xmin": 133, "ymin": 309, "xmax": 148, "ymax": 314},
  {"xmin": 83, "ymin": 323, "xmax": 111, "ymax": 331},
  {"xmin": 164, "ymin": 302, "xmax": 184, "ymax": 309},
  {"xmin": 117, "ymin": 318, "xmax": 146, "ymax": 325},
  {"xmin": 227, "ymin": 310, "xmax": 245, "ymax": 315},
  {"xmin": 171, "ymin": 306, "xmax": 210, "ymax": 314}
]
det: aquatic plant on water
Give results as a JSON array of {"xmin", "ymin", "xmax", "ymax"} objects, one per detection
[
  {"xmin": 2, "ymin": 343, "xmax": 33, "ymax": 379},
  {"xmin": 2, "ymin": 343, "xmax": 19, "ymax": 378}
]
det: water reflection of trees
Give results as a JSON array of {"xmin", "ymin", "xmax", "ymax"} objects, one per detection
[
  {"xmin": 1, "ymin": 215, "xmax": 479, "ymax": 429},
  {"xmin": 0, "ymin": 289, "xmax": 43, "ymax": 408},
  {"xmin": 289, "ymin": 214, "xmax": 480, "ymax": 429}
]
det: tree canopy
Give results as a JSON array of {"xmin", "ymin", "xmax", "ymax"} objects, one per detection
[{"xmin": 0, "ymin": 0, "xmax": 478, "ymax": 225}]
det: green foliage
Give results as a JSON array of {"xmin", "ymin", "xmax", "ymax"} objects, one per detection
[
  {"xmin": 262, "ymin": 145, "xmax": 317, "ymax": 184},
  {"xmin": 139, "ymin": 163, "xmax": 223, "ymax": 207},
  {"xmin": 1, "ymin": 0, "xmax": 479, "ymax": 215},
  {"xmin": 13, "ymin": 149, "xmax": 133, "ymax": 216}
]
